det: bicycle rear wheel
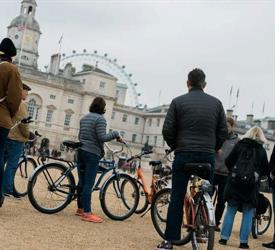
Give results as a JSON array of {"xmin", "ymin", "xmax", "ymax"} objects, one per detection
[
  {"xmin": 150, "ymin": 188, "xmax": 192, "ymax": 246},
  {"xmin": 135, "ymin": 181, "xmax": 149, "ymax": 214},
  {"xmin": 100, "ymin": 174, "xmax": 139, "ymax": 221},
  {"xmin": 191, "ymin": 198, "xmax": 215, "ymax": 250},
  {"xmin": 14, "ymin": 157, "xmax": 37, "ymax": 197},
  {"xmin": 28, "ymin": 163, "xmax": 76, "ymax": 214},
  {"xmin": 253, "ymin": 199, "xmax": 272, "ymax": 236}
]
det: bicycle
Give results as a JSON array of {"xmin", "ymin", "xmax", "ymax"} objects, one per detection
[
  {"xmin": 151, "ymin": 163, "xmax": 215, "ymax": 250},
  {"xmin": 125, "ymin": 149, "xmax": 172, "ymax": 215},
  {"xmin": 27, "ymin": 141, "xmax": 139, "ymax": 220}
]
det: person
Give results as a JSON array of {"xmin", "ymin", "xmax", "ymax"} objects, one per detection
[
  {"xmin": 157, "ymin": 68, "xmax": 228, "ymax": 250},
  {"xmin": 76, "ymin": 97, "xmax": 122, "ymax": 223},
  {"xmin": 219, "ymin": 126, "xmax": 268, "ymax": 249},
  {"xmin": 0, "ymin": 38, "xmax": 23, "ymax": 207},
  {"xmin": 262, "ymin": 145, "xmax": 275, "ymax": 249},
  {"xmin": 3, "ymin": 83, "xmax": 31, "ymax": 198},
  {"xmin": 213, "ymin": 117, "xmax": 239, "ymax": 231}
]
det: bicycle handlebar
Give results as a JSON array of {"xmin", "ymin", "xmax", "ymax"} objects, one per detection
[{"xmin": 126, "ymin": 150, "xmax": 153, "ymax": 162}]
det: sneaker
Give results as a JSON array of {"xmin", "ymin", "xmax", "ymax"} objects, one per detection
[
  {"xmin": 218, "ymin": 239, "xmax": 227, "ymax": 245},
  {"xmin": 263, "ymin": 242, "xmax": 275, "ymax": 249},
  {"xmin": 82, "ymin": 213, "xmax": 103, "ymax": 223},
  {"xmin": 156, "ymin": 241, "xmax": 173, "ymax": 250},
  {"xmin": 0, "ymin": 196, "xmax": 4, "ymax": 207},
  {"xmin": 239, "ymin": 243, "xmax": 249, "ymax": 249},
  {"xmin": 75, "ymin": 208, "xmax": 84, "ymax": 216}
]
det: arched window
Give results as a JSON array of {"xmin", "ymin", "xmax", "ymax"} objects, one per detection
[
  {"xmin": 27, "ymin": 94, "xmax": 42, "ymax": 121},
  {"xmin": 28, "ymin": 99, "xmax": 36, "ymax": 118},
  {"xmin": 28, "ymin": 6, "xmax": 33, "ymax": 15}
]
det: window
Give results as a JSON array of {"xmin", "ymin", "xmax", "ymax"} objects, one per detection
[
  {"xmin": 46, "ymin": 110, "xmax": 53, "ymax": 123},
  {"xmin": 132, "ymin": 134, "xmax": 137, "ymax": 143},
  {"xmin": 135, "ymin": 117, "xmax": 139, "ymax": 125},
  {"xmin": 146, "ymin": 136, "xmax": 150, "ymax": 143},
  {"xmin": 68, "ymin": 99, "xmax": 74, "ymax": 104},
  {"xmin": 15, "ymin": 34, "xmax": 19, "ymax": 39},
  {"xmin": 148, "ymin": 118, "xmax": 152, "ymax": 126},
  {"xmin": 116, "ymin": 90, "xmax": 119, "ymax": 98},
  {"xmin": 28, "ymin": 99, "xmax": 39, "ymax": 121},
  {"xmin": 111, "ymin": 111, "xmax": 115, "ymax": 120},
  {"xmin": 28, "ymin": 6, "xmax": 33, "ymax": 15},
  {"xmin": 100, "ymin": 81, "xmax": 106, "ymax": 89},
  {"xmin": 64, "ymin": 113, "xmax": 72, "ymax": 126},
  {"xmin": 50, "ymin": 95, "xmax": 56, "ymax": 100},
  {"xmin": 154, "ymin": 136, "xmax": 158, "ymax": 146},
  {"xmin": 122, "ymin": 114, "xmax": 127, "ymax": 122},
  {"xmin": 120, "ymin": 131, "xmax": 125, "ymax": 138},
  {"xmin": 157, "ymin": 118, "xmax": 161, "ymax": 127}
]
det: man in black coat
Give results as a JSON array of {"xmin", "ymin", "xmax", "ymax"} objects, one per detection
[
  {"xmin": 263, "ymin": 145, "xmax": 275, "ymax": 249},
  {"xmin": 156, "ymin": 68, "xmax": 228, "ymax": 250}
]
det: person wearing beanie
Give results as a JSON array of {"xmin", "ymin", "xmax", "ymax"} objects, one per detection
[
  {"xmin": 3, "ymin": 84, "xmax": 31, "ymax": 198},
  {"xmin": 0, "ymin": 37, "xmax": 23, "ymax": 207}
]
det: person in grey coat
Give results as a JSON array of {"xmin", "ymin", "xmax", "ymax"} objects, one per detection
[
  {"xmin": 76, "ymin": 97, "xmax": 122, "ymax": 223},
  {"xmin": 213, "ymin": 117, "xmax": 239, "ymax": 231}
]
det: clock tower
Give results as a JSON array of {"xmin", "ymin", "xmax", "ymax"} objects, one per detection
[{"xmin": 7, "ymin": 0, "xmax": 41, "ymax": 69}]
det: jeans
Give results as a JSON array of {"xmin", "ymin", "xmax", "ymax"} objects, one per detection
[
  {"xmin": 165, "ymin": 151, "xmax": 215, "ymax": 241},
  {"xmin": 213, "ymin": 174, "xmax": 228, "ymax": 226},
  {"xmin": 3, "ymin": 139, "xmax": 24, "ymax": 193},
  {"xmin": 0, "ymin": 127, "xmax": 10, "ymax": 198},
  {"xmin": 77, "ymin": 149, "xmax": 100, "ymax": 213},
  {"xmin": 221, "ymin": 204, "xmax": 254, "ymax": 243}
]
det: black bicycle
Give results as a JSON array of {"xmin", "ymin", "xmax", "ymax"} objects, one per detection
[{"xmin": 27, "ymin": 141, "xmax": 139, "ymax": 221}]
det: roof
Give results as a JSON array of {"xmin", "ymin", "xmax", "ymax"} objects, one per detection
[
  {"xmin": 9, "ymin": 15, "xmax": 41, "ymax": 32},
  {"xmin": 22, "ymin": 0, "xmax": 37, "ymax": 6},
  {"xmin": 76, "ymin": 66, "xmax": 114, "ymax": 78}
]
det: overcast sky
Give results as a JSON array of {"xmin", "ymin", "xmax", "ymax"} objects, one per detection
[{"xmin": 1, "ymin": 0, "xmax": 275, "ymax": 119}]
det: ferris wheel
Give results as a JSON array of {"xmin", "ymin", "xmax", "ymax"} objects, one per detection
[{"xmin": 60, "ymin": 50, "xmax": 141, "ymax": 107}]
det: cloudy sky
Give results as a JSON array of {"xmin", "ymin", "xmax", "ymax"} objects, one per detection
[{"xmin": 1, "ymin": 0, "xmax": 275, "ymax": 119}]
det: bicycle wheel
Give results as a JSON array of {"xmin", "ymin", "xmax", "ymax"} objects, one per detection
[
  {"xmin": 255, "ymin": 200, "xmax": 272, "ymax": 236},
  {"xmin": 28, "ymin": 163, "xmax": 76, "ymax": 214},
  {"xmin": 191, "ymin": 198, "xmax": 215, "ymax": 250},
  {"xmin": 150, "ymin": 188, "xmax": 192, "ymax": 246},
  {"xmin": 251, "ymin": 217, "xmax": 258, "ymax": 239},
  {"xmin": 14, "ymin": 157, "xmax": 37, "ymax": 197},
  {"xmin": 135, "ymin": 181, "xmax": 149, "ymax": 214},
  {"xmin": 100, "ymin": 173, "xmax": 139, "ymax": 221}
]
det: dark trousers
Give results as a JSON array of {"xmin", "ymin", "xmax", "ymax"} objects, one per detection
[
  {"xmin": 213, "ymin": 173, "xmax": 228, "ymax": 226},
  {"xmin": 76, "ymin": 149, "xmax": 100, "ymax": 213},
  {"xmin": 0, "ymin": 127, "xmax": 10, "ymax": 198},
  {"xmin": 165, "ymin": 151, "xmax": 215, "ymax": 241}
]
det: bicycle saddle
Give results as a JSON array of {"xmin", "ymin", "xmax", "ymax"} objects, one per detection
[
  {"xmin": 149, "ymin": 161, "xmax": 162, "ymax": 166},
  {"xmin": 183, "ymin": 163, "xmax": 211, "ymax": 179},
  {"xmin": 63, "ymin": 140, "xmax": 82, "ymax": 149}
]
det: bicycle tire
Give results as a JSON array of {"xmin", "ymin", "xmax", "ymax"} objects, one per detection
[
  {"xmin": 28, "ymin": 163, "xmax": 76, "ymax": 214},
  {"xmin": 252, "ymin": 217, "xmax": 258, "ymax": 239},
  {"xmin": 256, "ymin": 199, "xmax": 272, "ymax": 235},
  {"xmin": 100, "ymin": 173, "xmax": 139, "ymax": 221},
  {"xmin": 150, "ymin": 188, "xmax": 192, "ymax": 246},
  {"xmin": 135, "ymin": 181, "xmax": 149, "ymax": 214},
  {"xmin": 14, "ymin": 157, "xmax": 37, "ymax": 197},
  {"xmin": 191, "ymin": 199, "xmax": 215, "ymax": 250}
]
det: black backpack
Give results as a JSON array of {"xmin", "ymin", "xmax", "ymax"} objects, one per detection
[{"xmin": 230, "ymin": 147, "xmax": 257, "ymax": 186}]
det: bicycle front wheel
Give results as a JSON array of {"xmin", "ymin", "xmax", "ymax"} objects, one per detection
[
  {"xmin": 14, "ymin": 157, "xmax": 37, "ymax": 197},
  {"xmin": 191, "ymin": 198, "xmax": 215, "ymax": 250},
  {"xmin": 28, "ymin": 163, "xmax": 76, "ymax": 214},
  {"xmin": 150, "ymin": 188, "xmax": 192, "ymax": 246},
  {"xmin": 100, "ymin": 174, "xmax": 139, "ymax": 221}
]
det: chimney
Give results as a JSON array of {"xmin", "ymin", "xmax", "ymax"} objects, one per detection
[
  {"xmin": 49, "ymin": 54, "xmax": 61, "ymax": 75},
  {"xmin": 246, "ymin": 114, "xmax": 254, "ymax": 124},
  {"xmin": 226, "ymin": 109, "xmax": 233, "ymax": 118}
]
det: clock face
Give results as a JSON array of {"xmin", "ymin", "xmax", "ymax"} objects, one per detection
[{"xmin": 24, "ymin": 34, "xmax": 33, "ymax": 45}]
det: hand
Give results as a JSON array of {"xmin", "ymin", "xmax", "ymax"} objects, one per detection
[
  {"xmin": 116, "ymin": 137, "xmax": 125, "ymax": 144},
  {"xmin": 217, "ymin": 149, "xmax": 223, "ymax": 155}
]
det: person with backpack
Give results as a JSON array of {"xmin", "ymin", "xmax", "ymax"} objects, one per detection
[
  {"xmin": 213, "ymin": 117, "xmax": 239, "ymax": 232},
  {"xmin": 0, "ymin": 38, "xmax": 23, "ymax": 207},
  {"xmin": 262, "ymin": 146, "xmax": 275, "ymax": 249},
  {"xmin": 219, "ymin": 126, "xmax": 268, "ymax": 249}
]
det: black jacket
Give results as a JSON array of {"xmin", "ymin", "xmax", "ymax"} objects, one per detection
[
  {"xmin": 162, "ymin": 88, "xmax": 228, "ymax": 153},
  {"xmin": 268, "ymin": 145, "xmax": 275, "ymax": 187},
  {"xmin": 224, "ymin": 138, "xmax": 269, "ymax": 207}
]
